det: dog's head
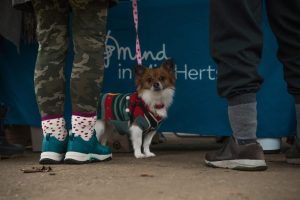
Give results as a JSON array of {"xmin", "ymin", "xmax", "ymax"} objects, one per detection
[{"xmin": 134, "ymin": 59, "xmax": 176, "ymax": 93}]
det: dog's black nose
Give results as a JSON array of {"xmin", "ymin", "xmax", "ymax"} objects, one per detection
[{"xmin": 153, "ymin": 82, "xmax": 160, "ymax": 89}]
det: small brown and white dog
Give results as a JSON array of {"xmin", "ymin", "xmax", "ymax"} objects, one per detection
[{"xmin": 95, "ymin": 59, "xmax": 176, "ymax": 158}]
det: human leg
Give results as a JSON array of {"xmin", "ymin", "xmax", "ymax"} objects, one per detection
[
  {"xmin": 64, "ymin": 0, "xmax": 112, "ymax": 163},
  {"xmin": 32, "ymin": 0, "xmax": 69, "ymax": 164},
  {"xmin": 265, "ymin": 0, "xmax": 300, "ymax": 164},
  {"xmin": 206, "ymin": 0, "xmax": 266, "ymax": 170}
]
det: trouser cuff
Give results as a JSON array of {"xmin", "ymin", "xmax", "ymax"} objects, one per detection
[{"xmin": 228, "ymin": 93, "xmax": 257, "ymax": 106}]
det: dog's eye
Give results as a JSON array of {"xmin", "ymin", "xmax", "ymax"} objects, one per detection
[
  {"xmin": 147, "ymin": 77, "xmax": 153, "ymax": 83},
  {"xmin": 159, "ymin": 76, "xmax": 165, "ymax": 81}
]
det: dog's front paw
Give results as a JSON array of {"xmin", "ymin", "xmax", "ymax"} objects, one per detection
[
  {"xmin": 134, "ymin": 152, "xmax": 146, "ymax": 159},
  {"xmin": 144, "ymin": 152, "xmax": 156, "ymax": 158}
]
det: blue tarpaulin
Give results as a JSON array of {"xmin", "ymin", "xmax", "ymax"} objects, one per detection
[{"xmin": 0, "ymin": 0, "xmax": 296, "ymax": 137}]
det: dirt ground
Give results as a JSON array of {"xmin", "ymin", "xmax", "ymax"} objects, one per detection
[{"xmin": 0, "ymin": 135, "xmax": 300, "ymax": 200}]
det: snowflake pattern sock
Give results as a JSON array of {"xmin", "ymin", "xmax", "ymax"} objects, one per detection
[
  {"xmin": 41, "ymin": 116, "xmax": 67, "ymax": 141},
  {"xmin": 72, "ymin": 113, "xmax": 97, "ymax": 141}
]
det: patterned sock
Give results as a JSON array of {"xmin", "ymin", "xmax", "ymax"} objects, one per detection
[
  {"xmin": 41, "ymin": 116, "xmax": 67, "ymax": 141},
  {"xmin": 72, "ymin": 113, "xmax": 97, "ymax": 141},
  {"xmin": 228, "ymin": 93, "xmax": 257, "ymax": 142}
]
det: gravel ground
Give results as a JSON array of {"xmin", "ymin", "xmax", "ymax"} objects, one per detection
[{"xmin": 1, "ymin": 136, "xmax": 299, "ymax": 200}]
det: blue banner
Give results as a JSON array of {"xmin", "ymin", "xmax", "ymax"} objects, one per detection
[{"xmin": 0, "ymin": 0, "xmax": 296, "ymax": 137}]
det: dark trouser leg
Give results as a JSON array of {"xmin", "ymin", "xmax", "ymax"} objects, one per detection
[
  {"xmin": 265, "ymin": 0, "xmax": 300, "ymax": 98},
  {"xmin": 209, "ymin": 0, "xmax": 264, "ymax": 140},
  {"xmin": 69, "ymin": 0, "xmax": 108, "ymax": 114},
  {"xmin": 32, "ymin": 0, "xmax": 69, "ymax": 118},
  {"xmin": 210, "ymin": 0, "xmax": 263, "ymax": 98},
  {"xmin": 266, "ymin": 0, "xmax": 300, "ymax": 138}
]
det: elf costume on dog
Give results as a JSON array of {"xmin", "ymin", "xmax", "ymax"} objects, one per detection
[{"xmin": 98, "ymin": 93, "xmax": 163, "ymax": 135}]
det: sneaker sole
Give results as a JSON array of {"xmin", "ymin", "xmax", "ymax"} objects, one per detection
[
  {"xmin": 40, "ymin": 152, "xmax": 64, "ymax": 164},
  {"xmin": 286, "ymin": 158, "xmax": 300, "ymax": 165},
  {"xmin": 64, "ymin": 152, "xmax": 112, "ymax": 164},
  {"xmin": 205, "ymin": 159, "xmax": 267, "ymax": 171}
]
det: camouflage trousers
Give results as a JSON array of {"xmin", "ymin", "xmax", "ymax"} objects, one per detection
[{"xmin": 32, "ymin": 0, "xmax": 109, "ymax": 117}]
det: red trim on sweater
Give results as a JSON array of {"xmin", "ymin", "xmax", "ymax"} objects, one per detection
[{"xmin": 104, "ymin": 94, "xmax": 114, "ymax": 120}]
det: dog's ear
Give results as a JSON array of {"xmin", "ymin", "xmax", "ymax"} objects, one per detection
[
  {"xmin": 135, "ymin": 64, "xmax": 146, "ymax": 77},
  {"xmin": 161, "ymin": 58, "xmax": 175, "ymax": 74}
]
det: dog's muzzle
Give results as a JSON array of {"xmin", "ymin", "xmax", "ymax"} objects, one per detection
[{"xmin": 153, "ymin": 82, "xmax": 162, "ymax": 91}]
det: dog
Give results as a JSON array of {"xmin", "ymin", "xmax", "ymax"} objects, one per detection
[{"xmin": 95, "ymin": 59, "xmax": 176, "ymax": 158}]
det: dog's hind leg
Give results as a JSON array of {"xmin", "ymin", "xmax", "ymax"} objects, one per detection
[
  {"xmin": 129, "ymin": 125, "xmax": 145, "ymax": 158},
  {"xmin": 143, "ymin": 131, "xmax": 156, "ymax": 157},
  {"xmin": 95, "ymin": 120, "xmax": 107, "ymax": 145}
]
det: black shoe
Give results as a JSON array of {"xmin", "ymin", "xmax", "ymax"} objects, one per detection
[
  {"xmin": 286, "ymin": 138, "xmax": 300, "ymax": 165},
  {"xmin": 0, "ymin": 103, "xmax": 24, "ymax": 159},
  {"xmin": 0, "ymin": 136, "xmax": 24, "ymax": 159},
  {"xmin": 205, "ymin": 137, "xmax": 267, "ymax": 171}
]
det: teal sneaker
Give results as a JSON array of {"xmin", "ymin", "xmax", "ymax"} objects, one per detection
[
  {"xmin": 39, "ymin": 133, "xmax": 68, "ymax": 164},
  {"xmin": 64, "ymin": 131, "xmax": 112, "ymax": 164}
]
